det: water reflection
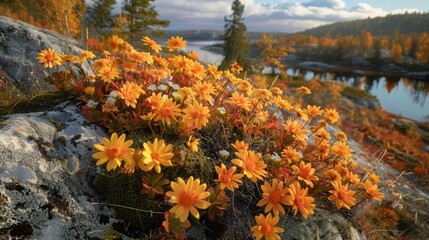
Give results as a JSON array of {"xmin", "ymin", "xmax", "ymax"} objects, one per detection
[{"xmin": 286, "ymin": 68, "xmax": 429, "ymax": 121}]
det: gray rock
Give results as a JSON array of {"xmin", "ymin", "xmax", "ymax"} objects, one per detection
[
  {"xmin": 0, "ymin": 16, "xmax": 91, "ymax": 92},
  {"xmin": 0, "ymin": 102, "xmax": 116, "ymax": 239}
]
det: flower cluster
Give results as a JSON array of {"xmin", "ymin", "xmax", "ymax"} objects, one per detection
[{"xmin": 38, "ymin": 35, "xmax": 384, "ymax": 239}]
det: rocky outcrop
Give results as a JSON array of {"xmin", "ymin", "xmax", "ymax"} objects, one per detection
[
  {"xmin": 0, "ymin": 16, "xmax": 91, "ymax": 92},
  {"xmin": 0, "ymin": 102, "xmax": 115, "ymax": 239}
]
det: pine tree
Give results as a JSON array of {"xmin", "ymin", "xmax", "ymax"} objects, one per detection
[
  {"xmin": 87, "ymin": 0, "xmax": 116, "ymax": 37},
  {"xmin": 220, "ymin": 0, "xmax": 248, "ymax": 70},
  {"xmin": 121, "ymin": 0, "xmax": 169, "ymax": 43}
]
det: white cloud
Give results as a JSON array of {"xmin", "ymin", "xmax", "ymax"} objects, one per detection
[{"xmin": 90, "ymin": 0, "xmax": 425, "ymax": 33}]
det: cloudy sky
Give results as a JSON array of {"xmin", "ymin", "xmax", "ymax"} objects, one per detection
[{"xmin": 109, "ymin": 0, "xmax": 429, "ymax": 33}]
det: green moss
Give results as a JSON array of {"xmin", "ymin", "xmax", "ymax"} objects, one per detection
[
  {"xmin": 0, "ymin": 91, "xmax": 70, "ymax": 116},
  {"xmin": 92, "ymin": 171, "xmax": 165, "ymax": 234},
  {"xmin": 341, "ymin": 86, "xmax": 378, "ymax": 102}
]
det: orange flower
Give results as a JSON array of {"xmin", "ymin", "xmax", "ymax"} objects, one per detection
[
  {"xmin": 283, "ymin": 118, "xmax": 309, "ymax": 142},
  {"xmin": 166, "ymin": 176, "xmax": 211, "ymax": 222},
  {"xmin": 231, "ymin": 149, "xmax": 267, "ymax": 182},
  {"xmin": 257, "ymin": 179, "xmax": 291, "ymax": 215},
  {"xmin": 153, "ymin": 98, "xmax": 182, "ymax": 126},
  {"xmin": 291, "ymin": 161, "xmax": 319, "ymax": 188},
  {"xmin": 98, "ymin": 66, "xmax": 120, "ymax": 83},
  {"xmin": 361, "ymin": 180, "xmax": 384, "ymax": 201},
  {"xmin": 285, "ymin": 181, "xmax": 315, "ymax": 219},
  {"xmin": 304, "ymin": 105, "xmax": 324, "ymax": 117},
  {"xmin": 251, "ymin": 213, "xmax": 284, "ymax": 240},
  {"xmin": 281, "ymin": 146, "xmax": 300, "ymax": 165},
  {"xmin": 331, "ymin": 141, "xmax": 353, "ymax": 159},
  {"xmin": 80, "ymin": 50, "xmax": 96, "ymax": 61},
  {"xmin": 84, "ymin": 86, "xmax": 95, "ymax": 95},
  {"xmin": 147, "ymin": 92, "xmax": 165, "ymax": 110},
  {"xmin": 229, "ymin": 92, "xmax": 251, "ymax": 111},
  {"xmin": 324, "ymin": 108, "xmax": 340, "ymax": 123},
  {"xmin": 215, "ymin": 163, "xmax": 243, "ymax": 191},
  {"xmin": 186, "ymin": 51, "xmax": 199, "ymax": 60},
  {"xmin": 166, "ymin": 36, "xmax": 187, "ymax": 51},
  {"xmin": 186, "ymin": 136, "xmax": 200, "ymax": 153},
  {"xmin": 207, "ymin": 64, "xmax": 222, "ymax": 80},
  {"xmin": 192, "ymin": 80, "xmax": 216, "ymax": 102},
  {"xmin": 231, "ymin": 140, "xmax": 249, "ymax": 151},
  {"xmin": 328, "ymin": 180, "xmax": 356, "ymax": 209},
  {"xmin": 92, "ymin": 133, "xmax": 134, "ymax": 171},
  {"xmin": 107, "ymin": 35, "xmax": 124, "ymax": 51},
  {"xmin": 182, "ymin": 101, "xmax": 210, "ymax": 130},
  {"xmin": 142, "ymin": 36, "xmax": 162, "ymax": 53},
  {"xmin": 296, "ymin": 86, "xmax": 311, "ymax": 94},
  {"xmin": 230, "ymin": 62, "xmax": 243, "ymax": 73},
  {"xmin": 141, "ymin": 138, "xmax": 174, "ymax": 173},
  {"xmin": 36, "ymin": 48, "xmax": 62, "ymax": 68},
  {"xmin": 117, "ymin": 81, "xmax": 143, "ymax": 108}
]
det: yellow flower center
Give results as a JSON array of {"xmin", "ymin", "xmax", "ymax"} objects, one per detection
[
  {"xmin": 179, "ymin": 190, "xmax": 197, "ymax": 208},
  {"xmin": 106, "ymin": 147, "xmax": 121, "ymax": 159}
]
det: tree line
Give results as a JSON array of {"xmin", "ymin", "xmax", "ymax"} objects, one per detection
[{"xmin": 0, "ymin": 0, "xmax": 169, "ymax": 41}]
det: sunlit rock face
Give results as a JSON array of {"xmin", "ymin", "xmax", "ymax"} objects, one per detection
[
  {"xmin": 0, "ymin": 102, "xmax": 115, "ymax": 239},
  {"xmin": 0, "ymin": 16, "xmax": 91, "ymax": 92}
]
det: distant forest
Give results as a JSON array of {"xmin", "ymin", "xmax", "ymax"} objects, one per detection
[{"xmin": 301, "ymin": 12, "xmax": 429, "ymax": 37}]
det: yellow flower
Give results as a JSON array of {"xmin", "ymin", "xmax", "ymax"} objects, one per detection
[
  {"xmin": 324, "ymin": 108, "xmax": 340, "ymax": 123},
  {"xmin": 283, "ymin": 118, "xmax": 309, "ymax": 142},
  {"xmin": 281, "ymin": 146, "xmax": 300, "ymax": 165},
  {"xmin": 117, "ymin": 81, "xmax": 143, "ymax": 108},
  {"xmin": 141, "ymin": 138, "xmax": 174, "ymax": 173},
  {"xmin": 257, "ymin": 179, "xmax": 291, "ymax": 215},
  {"xmin": 328, "ymin": 180, "xmax": 356, "ymax": 209},
  {"xmin": 84, "ymin": 86, "xmax": 95, "ymax": 95},
  {"xmin": 231, "ymin": 140, "xmax": 249, "ymax": 151},
  {"xmin": 36, "ymin": 48, "xmax": 62, "ymax": 68},
  {"xmin": 182, "ymin": 101, "xmax": 210, "ymax": 130},
  {"xmin": 215, "ymin": 163, "xmax": 243, "ymax": 191},
  {"xmin": 361, "ymin": 180, "xmax": 384, "ymax": 201},
  {"xmin": 331, "ymin": 141, "xmax": 353, "ymax": 159},
  {"xmin": 304, "ymin": 105, "xmax": 324, "ymax": 117},
  {"xmin": 107, "ymin": 35, "xmax": 124, "ymax": 51},
  {"xmin": 285, "ymin": 181, "xmax": 315, "ymax": 219},
  {"xmin": 166, "ymin": 176, "xmax": 211, "ymax": 222},
  {"xmin": 187, "ymin": 51, "xmax": 199, "ymax": 60},
  {"xmin": 291, "ymin": 161, "xmax": 319, "ymax": 188},
  {"xmin": 80, "ymin": 50, "xmax": 96, "ymax": 61},
  {"xmin": 142, "ymin": 36, "xmax": 162, "ymax": 53},
  {"xmin": 231, "ymin": 149, "xmax": 267, "ymax": 182},
  {"xmin": 207, "ymin": 64, "xmax": 222, "ymax": 80},
  {"xmin": 335, "ymin": 131, "xmax": 347, "ymax": 141},
  {"xmin": 186, "ymin": 61, "xmax": 207, "ymax": 80},
  {"xmin": 251, "ymin": 213, "xmax": 284, "ymax": 240},
  {"xmin": 153, "ymin": 98, "xmax": 182, "ymax": 126},
  {"xmin": 98, "ymin": 66, "xmax": 120, "ymax": 83},
  {"xmin": 92, "ymin": 133, "xmax": 134, "ymax": 171},
  {"xmin": 166, "ymin": 36, "xmax": 187, "ymax": 52},
  {"xmin": 192, "ymin": 80, "xmax": 216, "ymax": 102},
  {"xmin": 186, "ymin": 136, "xmax": 200, "ymax": 153},
  {"xmin": 229, "ymin": 92, "xmax": 251, "ymax": 111},
  {"xmin": 297, "ymin": 86, "xmax": 311, "ymax": 94},
  {"xmin": 230, "ymin": 62, "xmax": 243, "ymax": 73}
]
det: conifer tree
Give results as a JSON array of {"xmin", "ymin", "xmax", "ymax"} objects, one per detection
[
  {"xmin": 87, "ymin": 0, "xmax": 116, "ymax": 37},
  {"xmin": 220, "ymin": 0, "xmax": 248, "ymax": 70},
  {"xmin": 121, "ymin": 0, "xmax": 169, "ymax": 43}
]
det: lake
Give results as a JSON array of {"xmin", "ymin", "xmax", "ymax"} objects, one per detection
[{"xmin": 187, "ymin": 41, "xmax": 429, "ymax": 122}]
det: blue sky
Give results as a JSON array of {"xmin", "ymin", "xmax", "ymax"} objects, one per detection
[{"xmin": 102, "ymin": 0, "xmax": 429, "ymax": 33}]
